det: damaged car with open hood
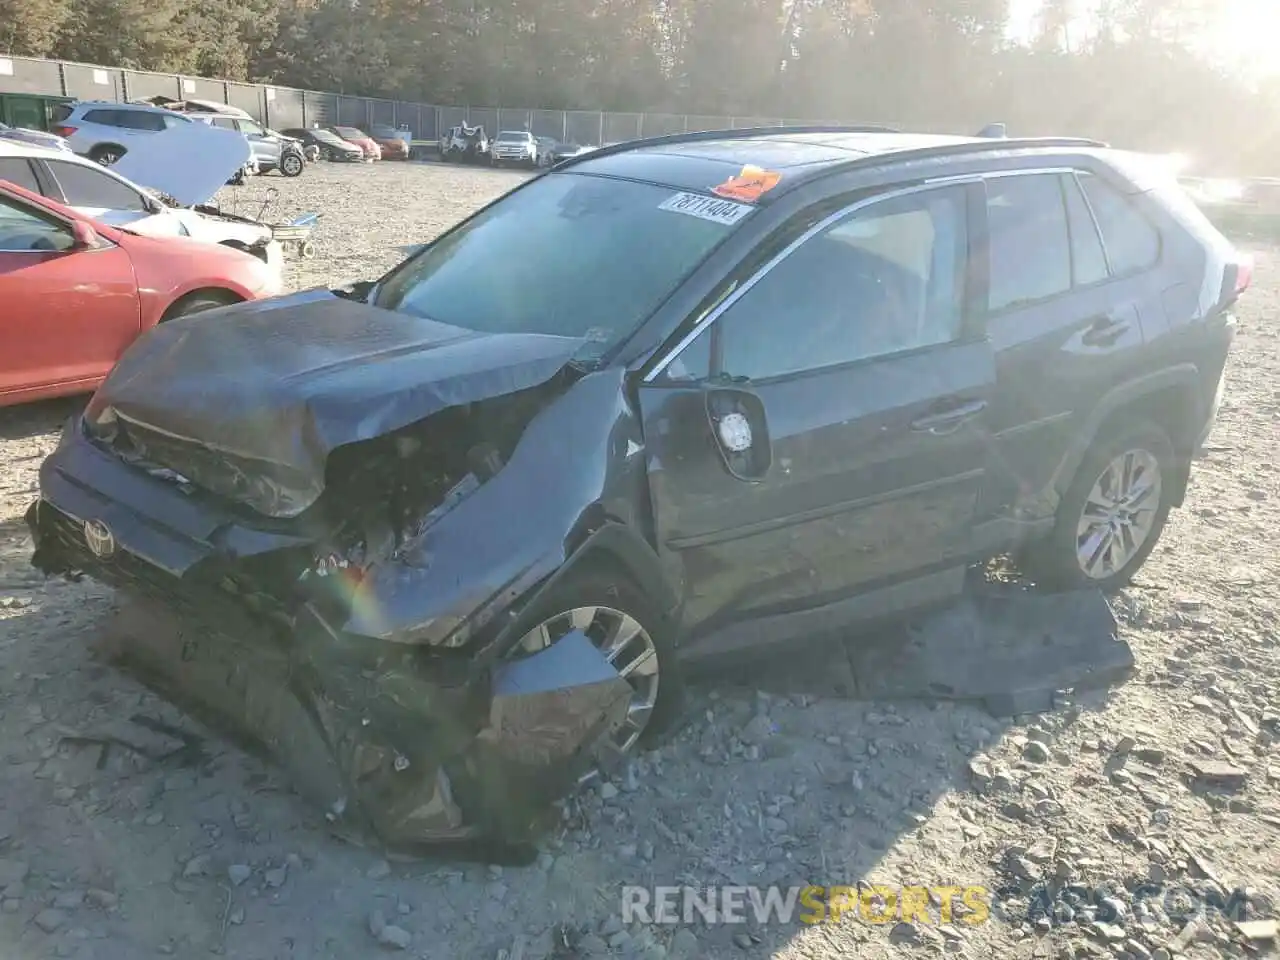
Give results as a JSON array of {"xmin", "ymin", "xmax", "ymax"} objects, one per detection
[
  {"xmin": 0, "ymin": 127, "xmax": 284, "ymax": 278},
  {"xmin": 26, "ymin": 126, "xmax": 1244, "ymax": 854}
]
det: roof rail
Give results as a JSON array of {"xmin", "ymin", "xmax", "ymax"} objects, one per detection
[
  {"xmin": 765, "ymin": 135, "xmax": 1112, "ymax": 201},
  {"xmin": 554, "ymin": 124, "xmax": 901, "ymax": 167},
  {"xmin": 555, "ymin": 125, "xmax": 1109, "ymax": 175}
]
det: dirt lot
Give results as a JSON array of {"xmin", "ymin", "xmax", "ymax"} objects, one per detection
[{"xmin": 0, "ymin": 160, "xmax": 1278, "ymax": 960}]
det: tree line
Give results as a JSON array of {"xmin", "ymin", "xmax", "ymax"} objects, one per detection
[{"xmin": 1, "ymin": 0, "xmax": 1274, "ymax": 174}]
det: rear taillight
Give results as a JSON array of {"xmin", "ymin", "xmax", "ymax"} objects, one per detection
[
  {"xmin": 1220, "ymin": 256, "xmax": 1254, "ymax": 309},
  {"xmin": 52, "ymin": 125, "xmax": 77, "ymax": 138},
  {"xmin": 1234, "ymin": 258, "xmax": 1253, "ymax": 295}
]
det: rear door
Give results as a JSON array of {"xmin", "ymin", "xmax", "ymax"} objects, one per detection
[
  {"xmin": 974, "ymin": 170, "xmax": 1159, "ymax": 543},
  {"xmin": 0, "ymin": 188, "xmax": 140, "ymax": 399},
  {"xmin": 637, "ymin": 182, "xmax": 995, "ymax": 654}
]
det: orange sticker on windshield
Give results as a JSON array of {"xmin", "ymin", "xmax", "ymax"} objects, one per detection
[{"xmin": 711, "ymin": 165, "xmax": 782, "ymax": 203}]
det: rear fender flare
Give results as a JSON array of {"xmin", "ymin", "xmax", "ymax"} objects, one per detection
[{"xmin": 1050, "ymin": 364, "xmax": 1202, "ymax": 506}]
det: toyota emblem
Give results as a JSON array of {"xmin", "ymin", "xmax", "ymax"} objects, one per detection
[{"xmin": 82, "ymin": 519, "xmax": 116, "ymax": 559}]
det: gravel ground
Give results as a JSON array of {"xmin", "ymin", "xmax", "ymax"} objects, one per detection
[{"xmin": 0, "ymin": 160, "xmax": 1277, "ymax": 960}]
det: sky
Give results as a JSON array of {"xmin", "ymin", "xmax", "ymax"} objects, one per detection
[{"xmin": 1006, "ymin": 0, "xmax": 1280, "ymax": 78}]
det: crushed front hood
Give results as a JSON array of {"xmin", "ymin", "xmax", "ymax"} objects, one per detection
[{"xmin": 87, "ymin": 291, "xmax": 582, "ymax": 517}]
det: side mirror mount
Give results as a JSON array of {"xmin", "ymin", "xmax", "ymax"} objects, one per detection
[
  {"xmin": 70, "ymin": 221, "xmax": 99, "ymax": 250},
  {"xmin": 705, "ymin": 388, "xmax": 772, "ymax": 482}
]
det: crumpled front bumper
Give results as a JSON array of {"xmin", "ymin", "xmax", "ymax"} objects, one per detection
[
  {"xmin": 91, "ymin": 590, "xmax": 632, "ymax": 851},
  {"xmin": 26, "ymin": 457, "xmax": 634, "ymax": 853}
]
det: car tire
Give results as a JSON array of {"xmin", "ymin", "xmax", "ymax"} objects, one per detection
[
  {"xmin": 89, "ymin": 144, "xmax": 125, "ymax": 166},
  {"xmin": 1022, "ymin": 418, "xmax": 1175, "ymax": 592},
  {"xmin": 505, "ymin": 564, "xmax": 685, "ymax": 753},
  {"xmin": 161, "ymin": 292, "xmax": 240, "ymax": 322},
  {"xmin": 280, "ymin": 153, "xmax": 304, "ymax": 177}
]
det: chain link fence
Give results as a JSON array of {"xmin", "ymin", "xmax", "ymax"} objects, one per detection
[{"xmin": 0, "ymin": 54, "xmax": 824, "ymax": 146}]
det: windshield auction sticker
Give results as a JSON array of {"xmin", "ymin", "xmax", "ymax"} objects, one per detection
[{"xmin": 658, "ymin": 192, "xmax": 753, "ymax": 225}]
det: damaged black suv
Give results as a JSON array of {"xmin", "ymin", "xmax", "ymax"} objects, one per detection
[{"xmin": 27, "ymin": 126, "xmax": 1247, "ymax": 851}]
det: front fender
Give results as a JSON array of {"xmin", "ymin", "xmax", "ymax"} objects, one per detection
[{"xmin": 342, "ymin": 368, "xmax": 656, "ymax": 648}]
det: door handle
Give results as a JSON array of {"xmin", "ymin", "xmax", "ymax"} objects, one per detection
[
  {"xmin": 910, "ymin": 399, "xmax": 988, "ymax": 435},
  {"xmin": 1081, "ymin": 316, "xmax": 1130, "ymax": 347}
]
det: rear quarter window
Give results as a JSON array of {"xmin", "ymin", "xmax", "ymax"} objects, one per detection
[{"xmin": 1079, "ymin": 172, "xmax": 1161, "ymax": 275}]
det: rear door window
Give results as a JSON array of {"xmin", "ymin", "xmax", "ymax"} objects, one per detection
[
  {"xmin": 1061, "ymin": 174, "xmax": 1109, "ymax": 286},
  {"xmin": 986, "ymin": 174, "xmax": 1072, "ymax": 312},
  {"xmin": 1078, "ymin": 172, "xmax": 1161, "ymax": 275},
  {"xmin": 0, "ymin": 157, "xmax": 43, "ymax": 195},
  {"xmin": 120, "ymin": 111, "xmax": 166, "ymax": 132},
  {"xmin": 46, "ymin": 160, "xmax": 149, "ymax": 212},
  {"xmin": 83, "ymin": 109, "xmax": 122, "ymax": 127}
]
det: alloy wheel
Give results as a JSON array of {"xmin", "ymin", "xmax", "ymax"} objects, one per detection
[
  {"xmin": 513, "ymin": 605, "xmax": 660, "ymax": 752},
  {"xmin": 1075, "ymin": 448, "xmax": 1163, "ymax": 580}
]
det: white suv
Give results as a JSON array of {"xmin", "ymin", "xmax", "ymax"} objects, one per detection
[
  {"xmin": 490, "ymin": 130, "xmax": 538, "ymax": 168},
  {"xmin": 51, "ymin": 101, "xmax": 202, "ymax": 166}
]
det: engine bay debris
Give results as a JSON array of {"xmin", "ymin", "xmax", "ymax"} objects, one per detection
[{"xmin": 99, "ymin": 598, "xmax": 632, "ymax": 859}]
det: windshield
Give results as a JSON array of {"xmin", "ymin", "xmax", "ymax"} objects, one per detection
[
  {"xmin": 372, "ymin": 173, "xmax": 745, "ymax": 363},
  {"xmin": 497, "ymin": 131, "xmax": 530, "ymax": 142},
  {"xmin": 335, "ymin": 128, "xmax": 364, "ymax": 139}
]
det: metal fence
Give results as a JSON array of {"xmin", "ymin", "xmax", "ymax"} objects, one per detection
[{"xmin": 0, "ymin": 53, "xmax": 835, "ymax": 145}]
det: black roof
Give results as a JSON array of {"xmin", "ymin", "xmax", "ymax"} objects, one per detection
[{"xmin": 558, "ymin": 125, "xmax": 1107, "ymax": 199}]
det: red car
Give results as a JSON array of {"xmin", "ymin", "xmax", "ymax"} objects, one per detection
[
  {"xmin": 370, "ymin": 135, "xmax": 409, "ymax": 160},
  {"xmin": 329, "ymin": 126, "xmax": 381, "ymax": 161},
  {"xmin": 0, "ymin": 179, "xmax": 280, "ymax": 408}
]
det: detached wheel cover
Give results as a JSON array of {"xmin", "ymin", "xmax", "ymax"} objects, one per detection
[{"xmin": 511, "ymin": 605, "xmax": 660, "ymax": 753}]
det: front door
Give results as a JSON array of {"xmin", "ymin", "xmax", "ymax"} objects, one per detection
[
  {"xmin": 0, "ymin": 189, "xmax": 139, "ymax": 400},
  {"xmin": 637, "ymin": 182, "xmax": 996, "ymax": 656}
]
